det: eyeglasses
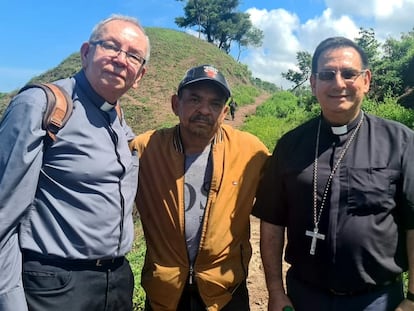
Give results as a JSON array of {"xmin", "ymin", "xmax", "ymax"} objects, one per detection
[
  {"xmin": 90, "ymin": 40, "xmax": 146, "ymax": 68},
  {"xmin": 316, "ymin": 69, "xmax": 365, "ymax": 83}
]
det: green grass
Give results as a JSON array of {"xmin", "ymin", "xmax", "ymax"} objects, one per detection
[{"xmin": 127, "ymin": 221, "xmax": 147, "ymax": 310}]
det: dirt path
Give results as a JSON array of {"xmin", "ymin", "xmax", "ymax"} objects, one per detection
[
  {"xmin": 224, "ymin": 94, "xmax": 290, "ymax": 311},
  {"xmin": 223, "ymin": 93, "xmax": 269, "ymax": 128}
]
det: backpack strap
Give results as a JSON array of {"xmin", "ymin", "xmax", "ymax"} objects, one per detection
[{"xmin": 18, "ymin": 83, "xmax": 73, "ymax": 141}]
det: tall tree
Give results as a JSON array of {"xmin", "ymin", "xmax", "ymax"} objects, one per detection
[
  {"xmin": 175, "ymin": 0, "xmax": 263, "ymax": 55},
  {"xmin": 355, "ymin": 28, "xmax": 381, "ymax": 66},
  {"xmin": 234, "ymin": 16, "xmax": 263, "ymax": 61},
  {"xmin": 281, "ymin": 51, "xmax": 312, "ymax": 90},
  {"xmin": 354, "ymin": 28, "xmax": 390, "ymax": 102}
]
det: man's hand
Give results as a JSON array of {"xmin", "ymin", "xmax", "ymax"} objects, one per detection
[
  {"xmin": 395, "ymin": 298, "xmax": 414, "ymax": 311},
  {"xmin": 267, "ymin": 290, "xmax": 293, "ymax": 311}
]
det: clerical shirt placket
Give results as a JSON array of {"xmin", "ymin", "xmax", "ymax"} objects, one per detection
[{"xmin": 327, "ymin": 134, "xmax": 348, "ymax": 260}]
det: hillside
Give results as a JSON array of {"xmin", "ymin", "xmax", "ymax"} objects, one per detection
[{"xmin": 0, "ymin": 27, "xmax": 267, "ymax": 134}]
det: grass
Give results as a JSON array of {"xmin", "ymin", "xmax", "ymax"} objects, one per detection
[{"xmin": 127, "ymin": 220, "xmax": 147, "ymax": 310}]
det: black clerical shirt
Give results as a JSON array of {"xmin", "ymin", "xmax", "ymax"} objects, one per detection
[{"xmin": 253, "ymin": 112, "xmax": 414, "ymax": 292}]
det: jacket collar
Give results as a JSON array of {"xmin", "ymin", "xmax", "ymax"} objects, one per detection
[{"xmin": 173, "ymin": 125, "xmax": 224, "ymax": 153}]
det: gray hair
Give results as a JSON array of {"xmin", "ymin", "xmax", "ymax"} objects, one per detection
[{"xmin": 89, "ymin": 14, "xmax": 151, "ymax": 64}]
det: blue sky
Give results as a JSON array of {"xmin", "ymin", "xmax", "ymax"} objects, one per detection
[{"xmin": 1, "ymin": 0, "xmax": 413, "ymax": 92}]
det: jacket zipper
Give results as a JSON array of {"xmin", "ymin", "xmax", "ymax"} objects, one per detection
[{"xmin": 189, "ymin": 265, "xmax": 194, "ymax": 285}]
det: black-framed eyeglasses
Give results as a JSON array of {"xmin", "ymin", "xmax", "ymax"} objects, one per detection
[
  {"xmin": 316, "ymin": 69, "xmax": 365, "ymax": 83},
  {"xmin": 90, "ymin": 40, "xmax": 146, "ymax": 68}
]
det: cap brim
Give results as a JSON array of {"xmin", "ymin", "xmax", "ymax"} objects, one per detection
[{"xmin": 180, "ymin": 78, "xmax": 231, "ymax": 99}]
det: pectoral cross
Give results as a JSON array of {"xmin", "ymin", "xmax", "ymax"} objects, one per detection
[{"xmin": 305, "ymin": 227, "xmax": 325, "ymax": 255}]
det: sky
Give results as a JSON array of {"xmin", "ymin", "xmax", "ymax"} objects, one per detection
[{"xmin": 1, "ymin": 0, "xmax": 414, "ymax": 92}]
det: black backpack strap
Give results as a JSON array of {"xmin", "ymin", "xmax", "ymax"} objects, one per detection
[{"xmin": 18, "ymin": 83, "xmax": 73, "ymax": 141}]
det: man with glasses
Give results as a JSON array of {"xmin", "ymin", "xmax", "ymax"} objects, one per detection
[
  {"xmin": 130, "ymin": 64, "xmax": 269, "ymax": 310},
  {"xmin": 0, "ymin": 14, "xmax": 149, "ymax": 311},
  {"xmin": 253, "ymin": 37, "xmax": 414, "ymax": 311}
]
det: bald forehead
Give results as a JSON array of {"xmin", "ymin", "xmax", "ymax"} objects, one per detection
[{"xmin": 100, "ymin": 20, "xmax": 144, "ymax": 38}]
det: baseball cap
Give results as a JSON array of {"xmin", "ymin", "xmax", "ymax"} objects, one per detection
[{"xmin": 177, "ymin": 64, "xmax": 231, "ymax": 99}]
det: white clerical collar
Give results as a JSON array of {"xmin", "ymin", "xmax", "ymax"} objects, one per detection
[
  {"xmin": 100, "ymin": 102, "xmax": 115, "ymax": 111},
  {"xmin": 329, "ymin": 111, "xmax": 365, "ymax": 135},
  {"xmin": 331, "ymin": 125, "xmax": 348, "ymax": 135}
]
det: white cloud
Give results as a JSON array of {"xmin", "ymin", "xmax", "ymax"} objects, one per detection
[
  {"xmin": 326, "ymin": 0, "xmax": 408, "ymax": 19},
  {"xmin": 240, "ymin": 0, "xmax": 414, "ymax": 89},
  {"xmin": 240, "ymin": 8, "xmax": 301, "ymax": 89},
  {"xmin": 325, "ymin": 0, "xmax": 414, "ymax": 39}
]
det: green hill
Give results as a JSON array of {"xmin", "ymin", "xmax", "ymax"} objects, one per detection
[{"xmin": 0, "ymin": 27, "xmax": 268, "ymax": 134}]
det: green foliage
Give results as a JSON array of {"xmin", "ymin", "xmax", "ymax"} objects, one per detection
[
  {"xmin": 243, "ymin": 91, "xmax": 317, "ymax": 150},
  {"xmin": 175, "ymin": 0, "xmax": 262, "ymax": 55},
  {"xmin": 362, "ymin": 97, "xmax": 414, "ymax": 128},
  {"xmin": 242, "ymin": 115, "xmax": 287, "ymax": 150},
  {"xmin": 236, "ymin": 26, "xmax": 263, "ymax": 61},
  {"xmin": 127, "ymin": 221, "xmax": 147, "ymax": 310},
  {"xmin": 257, "ymin": 91, "xmax": 299, "ymax": 118},
  {"xmin": 251, "ymin": 77, "xmax": 280, "ymax": 93},
  {"xmin": 281, "ymin": 51, "xmax": 312, "ymax": 90},
  {"xmin": 357, "ymin": 27, "xmax": 414, "ymax": 104},
  {"xmin": 231, "ymin": 85, "xmax": 260, "ymax": 106},
  {"xmin": 355, "ymin": 28, "xmax": 381, "ymax": 66}
]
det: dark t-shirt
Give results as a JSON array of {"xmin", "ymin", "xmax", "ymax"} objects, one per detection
[{"xmin": 252, "ymin": 112, "xmax": 414, "ymax": 292}]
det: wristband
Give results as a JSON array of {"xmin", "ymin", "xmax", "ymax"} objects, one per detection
[
  {"xmin": 407, "ymin": 290, "xmax": 414, "ymax": 302},
  {"xmin": 282, "ymin": 306, "xmax": 295, "ymax": 311}
]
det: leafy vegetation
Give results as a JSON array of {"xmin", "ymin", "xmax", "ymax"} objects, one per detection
[
  {"xmin": 363, "ymin": 97, "xmax": 414, "ymax": 128},
  {"xmin": 241, "ymin": 91, "xmax": 317, "ymax": 150},
  {"xmin": 231, "ymin": 85, "xmax": 261, "ymax": 106},
  {"xmin": 175, "ymin": 0, "xmax": 263, "ymax": 56},
  {"xmin": 127, "ymin": 221, "xmax": 146, "ymax": 310}
]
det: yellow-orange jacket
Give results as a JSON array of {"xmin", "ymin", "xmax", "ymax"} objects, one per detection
[{"xmin": 130, "ymin": 124, "xmax": 269, "ymax": 310}]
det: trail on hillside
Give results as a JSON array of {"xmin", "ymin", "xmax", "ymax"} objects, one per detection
[
  {"xmin": 223, "ymin": 93, "xmax": 269, "ymax": 128},
  {"xmin": 224, "ymin": 94, "xmax": 290, "ymax": 311}
]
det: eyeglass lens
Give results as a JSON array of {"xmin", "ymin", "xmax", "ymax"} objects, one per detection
[{"xmin": 317, "ymin": 70, "xmax": 363, "ymax": 81}]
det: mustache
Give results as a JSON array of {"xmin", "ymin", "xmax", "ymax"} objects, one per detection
[{"xmin": 190, "ymin": 114, "xmax": 213, "ymax": 125}]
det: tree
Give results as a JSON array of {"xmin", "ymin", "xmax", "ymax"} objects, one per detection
[
  {"xmin": 175, "ymin": 0, "xmax": 263, "ymax": 55},
  {"xmin": 384, "ymin": 29, "xmax": 414, "ymax": 107},
  {"xmin": 281, "ymin": 51, "xmax": 312, "ymax": 90},
  {"xmin": 354, "ymin": 28, "xmax": 393, "ymax": 102},
  {"xmin": 355, "ymin": 28, "xmax": 381, "ymax": 67},
  {"xmin": 354, "ymin": 27, "xmax": 414, "ymax": 105},
  {"xmin": 236, "ymin": 23, "xmax": 263, "ymax": 61}
]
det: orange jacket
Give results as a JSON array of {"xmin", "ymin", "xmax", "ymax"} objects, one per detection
[{"xmin": 130, "ymin": 124, "xmax": 269, "ymax": 310}]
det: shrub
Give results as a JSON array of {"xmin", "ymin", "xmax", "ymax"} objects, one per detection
[
  {"xmin": 363, "ymin": 97, "xmax": 414, "ymax": 129},
  {"xmin": 243, "ymin": 91, "xmax": 317, "ymax": 150},
  {"xmin": 231, "ymin": 85, "xmax": 261, "ymax": 106}
]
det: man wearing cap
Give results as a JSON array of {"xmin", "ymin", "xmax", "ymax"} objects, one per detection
[{"xmin": 130, "ymin": 64, "xmax": 269, "ymax": 310}]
